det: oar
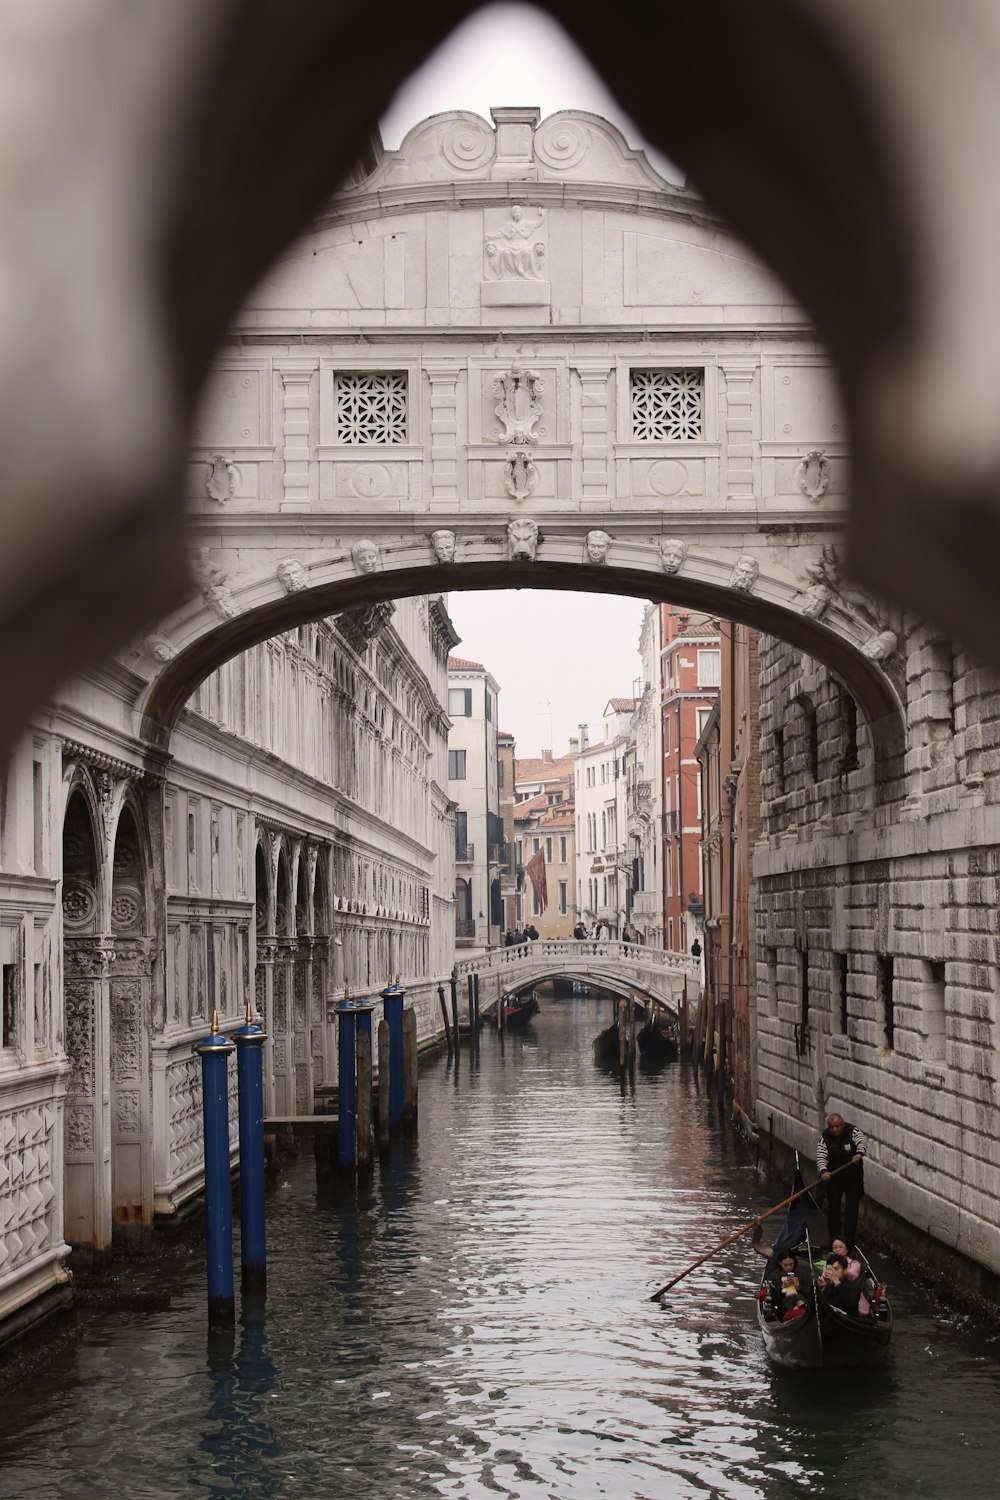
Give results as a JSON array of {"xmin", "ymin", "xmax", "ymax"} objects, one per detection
[{"xmin": 647, "ymin": 1159, "xmax": 857, "ymax": 1301}]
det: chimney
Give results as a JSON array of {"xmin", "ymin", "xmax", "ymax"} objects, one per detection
[
  {"xmin": 541, "ymin": 749, "xmax": 553, "ymax": 763},
  {"xmin": 568, "ymin": 736, "xmax": 579, "ymax": 752},
  {"xmin": 578, "ymin": 722, "xmax": 589, "ymax": 751}
]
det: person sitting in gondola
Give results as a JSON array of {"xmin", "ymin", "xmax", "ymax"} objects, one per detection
[
  {"xmin": 765, "ymin": 1250, "xmax": 809, "ymax": 1318},
  {"xmin": 818, "ymin": 1256, "xmax": 864, "ymax": 1316},
  {"xmin": 818, "ymin": 1242, "xmax": 871, "ymax": 1315},
  {"xmin": 778, "ymin": 1266, "xmax": 808, "ymax": 1322}
]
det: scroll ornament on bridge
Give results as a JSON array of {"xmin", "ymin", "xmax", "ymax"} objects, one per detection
[
  {"xmin": 507, "ymin": 518, "xmax": 539, "ymax": 562},
  {"xmin": 191, "ymin": 548, "xmax": 237, "ymax": 619},
  {"xmin": 504, "ymin": 450, "xmax": 538, "ymax": 502},
  {"xmin": 730, "ymin": 556, "xmax": 760, "ymax": 593},
  {"xmin": 205, "ymin": 454, "xmax": 239, "ymax": 503},
  {"xmin": 795, "ymin": 450, "xmax": 831, "ymax": 502},
  {"xmin": 492, "ymin": 365, "xmax": 544, "ymax": 445}
]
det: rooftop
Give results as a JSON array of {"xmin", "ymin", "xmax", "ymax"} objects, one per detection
[{"xmin": 448, "ymin": 655, "xmax": 485, "ymax": 671}]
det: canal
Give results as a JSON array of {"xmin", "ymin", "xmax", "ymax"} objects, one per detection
[{"xmin": 2, "ymin": 994, "xmax": 999, "ymax": 1499}]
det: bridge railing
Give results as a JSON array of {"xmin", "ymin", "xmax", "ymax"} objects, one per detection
[{"xmin": 454, "ymin": 939, "xmax": 700, "ymax": 983}]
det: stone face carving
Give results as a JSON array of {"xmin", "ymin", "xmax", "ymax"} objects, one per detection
[
  {"xmin": 507, "ymin": 518, "xmax": 539, "ymax": 562},
  {"xmin": 795, "ymin": 449, "xmax": 831, "ymax": 501},
  {"xmin": 730, "ymin": 556, "xmax": 760, "ymax": 593},
  {"xmin": 351, "ymin": 538, "xmax": 380, "ymax": 574},
  {"xmin": 205, "ymin": 454, "xmax": 238, "ymax": 502},
  {"xmin": 277, "ymin": 557, "xmax": 308, "ymax": 593},
  {"xmin": 143, "ymin": 633, "xmax": 176, "ymax": 663},
  {"xmin": 485, "ymin": 205, "xmax": 546, "ymax": 280},
  {"xmin": 659, "ymin": 538, "xmax": 688, "ymax": 574},
  {"xmin": 503, "ymin": 450, "xmax": 538, "ymax": 502},
  {"xmin": 492, "ymin": 365, "xmax": 544, "ymax": 445},
  {"xmin": 862, "ymin": 629, "xmax": 898, "ymax": 660},
  {"xmin": 796, "ymin": 582, "xmax": 833, "ymax": 619},
  {"xmin": 191, "ymin": 548, "xmax": 237, "ymax": 619},
  {"xmin": 430, "ymin": 529, "xmax": 456, "ymax": 564},
  {"xmin": 586, "ymin": 530, "xmax": 611, "ymax": 565}
]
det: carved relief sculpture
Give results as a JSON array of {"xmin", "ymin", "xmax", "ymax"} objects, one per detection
[
  {"xmin": 351, "ymin": 538, "xmax": 380, "ymax": 574},
  {"xmin": 730, "ymin": 556, "xmax": 760, "ymax": 593},
  {"xmin": 659, "ymin": 538, "xmax": 688, "ymax": 575},
  {"xmin": 485, "ymin": 205, "xmax": 546, "ymax": 280},
  {"xmin": 430, "ymin": 529, "xmax": 456, "ymax": 565},
  {"xmin": 585, "ymin": 530, "xmax": 611, "ymax": 565},
  {"xmin": 205, "ymin": 454, "xmax": 239, "ymax": 502},
  {"xmin": 191, "ymin": 548, "xmax": 237, "ymax": 619},
  {"xmin": 277, "ymin": 557, "xmax": 308, "ymax": 594},
  {"xmin": 862, "ymin": 629, "xmax": 898, "ymax": 660},
  {"xmin": 795, "ymin": 449, "xmax": 832, "ymax": 501},
  {"xmin": 143, "ymin": 633, "xmax": 176, "ymax": 663},
  {"xmin": 492, "ymin": 365, "xmax": 545, "ymax": 445},
  {"xmin": 507, "ymin": 518, "xmax": 539, "ymax": 562},
  {"xmin": 796, "ymin": 582, "xmax": 833, "ymax": 619},
  {"xmin": 503, "ymin": 450, "xmax": 538, "ymax": 502}
]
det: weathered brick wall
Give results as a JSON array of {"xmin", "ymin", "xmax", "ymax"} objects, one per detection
[{"xmin": 754, "ymin": 628, "xmax": 1000, "ymax": 1278}]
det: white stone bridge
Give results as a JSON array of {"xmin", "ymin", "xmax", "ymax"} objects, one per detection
[{"xmin": 454, "ymin": 939, "xmax": 700, "ymax": 1016}]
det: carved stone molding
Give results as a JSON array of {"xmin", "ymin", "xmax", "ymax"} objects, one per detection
[
  {"xmin": 730, "ymin": 556, "xmax": 760, "ymax": 593},
  {"xmin": 491, "ymin": 365, "xmax": 544, "ymax": 444},
  {"xmin": 503, "ymin": 450, "xmax": 538, "ymax": 502},
  {"xmin": 205, "ymin": 454, "xmax": 239, "ymax": 502},
  {"xmin": 658, "ymin": 538, "xmax": 688, "ymax": 575},
  {"xmin": 507, "ymin": 518, "xmax": 539, "ymax": 561},
  {"xmin": 795, "ymin": 449, "xmax": 831, "ymax": 501}
]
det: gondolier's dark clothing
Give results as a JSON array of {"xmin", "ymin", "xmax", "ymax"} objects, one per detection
[{"xmin": 817, "ymin": 1121, "xmax": 866, "ymax": 1246}]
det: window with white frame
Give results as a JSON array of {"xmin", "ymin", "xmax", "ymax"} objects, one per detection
[
  {"xmin": 698, "ymin": 650, "xmax": 721, "ymax": 688},
  {"xmin": 334, "ymin": 372, "xmax": 407, "ymax": 444},
  {"xmin": 448, "ymin": 687, "xmax": 472, "ymax": 717},
  {"xmin": 696, "ymin": 707, "xmax": 713, "ymax": 740},
  {"xmin": 630, "ymin": 369, "xmax": 704, "ymax": 441},
  {"xmin": 558, "ymin": 881, "xmax": 568, "ymax": 914}
]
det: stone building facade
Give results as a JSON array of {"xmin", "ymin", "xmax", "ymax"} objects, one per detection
[
  {"xmin": 447, "ymin": 656, "xmax": 503, "ymax": 950},
  {"xmin": 754, "ymin": 627, "xmax": 1000, "ymax": 1283},
  {"xmin": 0, "ymin": 594, "xmax": 456, "ymax": 1336}
]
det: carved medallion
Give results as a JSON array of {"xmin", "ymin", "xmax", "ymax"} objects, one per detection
[
  {"xmin": 491, "ymin": 366, "xmax": 544, "ymax": 444},
  {"xmin": 503, "ymin": 450, "xmax": 539, "ymax": 502},
  {"xmin": 795, "ymin": 450, "xmax": 831, "ymax": 501}
]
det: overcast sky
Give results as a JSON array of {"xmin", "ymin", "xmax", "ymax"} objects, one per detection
[{"xmin": 380, "ymin": 5, "xmax": 666, "ymax": 758}]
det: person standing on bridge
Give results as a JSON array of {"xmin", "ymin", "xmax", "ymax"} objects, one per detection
[{"xmin": 817, "ymin": 1112, "xmax": 867, "ymax": 1248}]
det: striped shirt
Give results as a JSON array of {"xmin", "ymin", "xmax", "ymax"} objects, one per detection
[{"xmin": 817, "ymin": 1123, "xmax": 867, "ymax": 1175}]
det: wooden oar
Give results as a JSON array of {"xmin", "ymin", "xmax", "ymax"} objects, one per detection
[{"xmin": 647, "ymin": 1159, "xmax": 857, "ymax": 1301}]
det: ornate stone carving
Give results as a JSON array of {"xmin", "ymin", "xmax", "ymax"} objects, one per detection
[
  {"xmin": 277, "ymin": 557, "xmax": 308, "ymax": 594},
  {"xmin": 143, "ymin": 634, "xmax": 176, "ymax": 663},
  {"xmin": 110, "ymin": 992, "xmax": 141, "ymax": 1081},
  {"xmin": 441, "ymin": 119, "xmax": 495, "ymax": 173},
  {"xmin": 485, "ymin": 205, "xmax": 546, "ymax": 280},
  {"xmin": 115, "ymin": 1089, "xmax": 140, "ymax": 1133},
  {"xmin": 111, "ymin": 891, "xmax": 141, "ymax": 930},
  {"xmin": 191, "ymin": 548, "xmax": 237, "ymax": 619},
  {"xmin": 337, "ymin": 601, "xmax": 396, "ymax": 654},
  {"xmin": 795, "ymin": 582, "xmax": 833, "ymax": 619},
  {"xmin": 430, "ymin": 529, "xmax": 456, "ymax": 565},
  {"xmin": 491, "ymin": 365, "xmax": 544, "ymax": 444},
  {"xmin": 507, "ymin": 518, "xmax": 539, "ymax": 562},
  {"xmin": 66, "ymin": 1104, "xmax": 93, "ymax": 1154},
  {"xmin": 658, "ymin": 538, "xmax": 688, "ymax": 575},
  {"xmin": 585, "ymin": 530, "xmax": 611, "ymax": 565},
  {"xmin": 730, "ymin": 556, "xmax": 760, "ymax": 593},
  {"xmin": 205, "ymin": 454, "xmax": 239, "ymax": 502},
  {"xmin": 65, "ymin": 983, "xmax": 95, "ymax": 1096},
  {"xmin": 534, "ymin": 117, "xmax": 591, "ymax": 171},
  {"xmin": 503, "ymin": 450, "xmax": 538, "ymax": 502},
  {"xmin": 795, "ymin": 449, "xmax": 831, "ymax": 501},
  {"xmin": 62, "ymin": 883, "xmax": 97, "ymax": 927},
  {"xmin": 351, "ymin": 538, "xmax": 380, "ymax": 575},
  {"xmin": 862, "ymin": 629, "xmax": 898, "ymax": 661}
]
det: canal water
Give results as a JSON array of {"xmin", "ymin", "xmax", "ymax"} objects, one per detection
[{"xmin": 2, "ymin": 994, "xmax": 999, "ymax": 1499}]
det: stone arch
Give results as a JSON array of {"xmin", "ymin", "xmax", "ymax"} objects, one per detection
[
  {"xmin": 108, "ymin": 800, "xmax": 155, "ymax": 1243},
  {"xmin": 61, "ymin": 781, "xmax": 110, "ymax": 1259}
]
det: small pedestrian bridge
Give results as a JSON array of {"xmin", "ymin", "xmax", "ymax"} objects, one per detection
[{"xmin": 454, "ymin": 940, "xmax": 700, "ymax": 1016}]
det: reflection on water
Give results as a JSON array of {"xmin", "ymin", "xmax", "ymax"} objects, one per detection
[{"xmin": 1, "ymin": 995, "xmax": 1000, "ymax": 1499}]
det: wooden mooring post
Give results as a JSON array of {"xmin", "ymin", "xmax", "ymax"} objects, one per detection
[
  {"xmin": 377, "ymin": 1018, "xmax": 390, "ymax": 1146},
  {"xmin": 497, "ymin": 973, "xmax": 506, "ymax": 1037},
  {"xmin": 437, "ymin": 984, "xmax": 453, "ymax": 1054}
]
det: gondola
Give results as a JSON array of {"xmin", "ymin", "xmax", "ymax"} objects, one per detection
[
  {"xmin": 755, "ymin": 1159, "xmax": 892, "ymax": 1369},
  {"xmin": 503, "ymin": 993, "xmax": 539, "ymax": 1029},
  {"xmin": 592, "ymin": 1020, "xmax": 621, "ymax": 1064},
  {"xmin": 636, "ymin": 1015, "xmax": 679, "ymax": 1062}
]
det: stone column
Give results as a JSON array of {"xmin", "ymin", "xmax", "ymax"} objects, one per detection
[
  {"xmin": 278, "ymin": 361, "xmax": 315, "ymax": 509},
  {"xmin": 720, "ymin": 360, "xmax": 757, "ymax": 501},
  {"xmin": 424, "ymin": 362, "xmax": 462, "ymax": 507},
  {"xmin": 63, "ymin": 937, "xmax": 115, "ymax": 1259},
  {"xmin": 575, "ymin": 363, "xmax": 612, "ymax": 506},
  {"xmin": 108, "ymin": 936, "xmax": 155, "ymax": 1245}
]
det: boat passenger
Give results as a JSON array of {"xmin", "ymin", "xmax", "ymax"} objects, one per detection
[
  {"xmin": 818, "ymin": 1256, "xmax": 863, "ymax": 1315},
  {"xmin": 818, "ymin": 1240, "xmax": 871, "ymax": 1315},
  {"xmin": 766, "ymin": 1250, "xmax": 809, "ymax": 1317}
]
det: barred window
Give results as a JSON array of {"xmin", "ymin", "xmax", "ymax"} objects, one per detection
[
  {"xmin": 630, "ymin": 368, "xmax": 703, "ymax": 440},
  {"xmin": 334, "ymin": 372, "xmax": 407, "ymax": 444}
]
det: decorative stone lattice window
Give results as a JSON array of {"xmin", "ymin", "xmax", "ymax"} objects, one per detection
[
  {"xmin": 334, "ymin": 372, "xmax": 407, "ymax": 444},
  {"xmin": 630, "ymin": 368, "xmax": 704, "ymax": 440}
]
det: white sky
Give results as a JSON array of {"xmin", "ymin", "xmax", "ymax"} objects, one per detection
[{"xmin": 380, "ymin": 5, "xmax": 667, "ymax": 758}]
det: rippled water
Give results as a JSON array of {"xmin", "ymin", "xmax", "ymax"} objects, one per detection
[{"xmin": 2, "ymin": 995, "xmax": 1000, "ymax": 1499}]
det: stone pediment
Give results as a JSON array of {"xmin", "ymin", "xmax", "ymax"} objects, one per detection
[{"xmin": 358, "ymin": 106, "xmax": 687, "ymax": 195}]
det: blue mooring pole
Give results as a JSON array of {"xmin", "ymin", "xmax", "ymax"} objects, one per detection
[
  {"xmin": 336, "ymin": 991, "xmax": 358, "ymax": 1167},
  {"xmin": 381, "ymin": 980, "xmax": 406, "ymax": 1128},
  {"xmin": 234, "ymin": 1002, "xmax": 267, "ymax": 1294},
  {"xmin": 195, "ymin": 1010, "xmax": 236, "ymax": 1324},
  {"xmin": 354, "ymin": 999, "xmax": 375, "ymax": 1130}
]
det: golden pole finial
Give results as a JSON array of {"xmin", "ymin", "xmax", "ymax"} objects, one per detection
[
  {"xmin": 211, "ymin": 1008, "xmax": 220, "ymax": 1036},
  {"xmin": 344, "ymin": 982, "xmax": 351, "ymax": 1001},
  {"xmin": 245, "ymin": 1000, "xmax": 253, "ymax": 1025}
]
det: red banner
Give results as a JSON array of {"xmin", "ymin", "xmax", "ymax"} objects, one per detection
[{"xmin": 525, "ymin": 847, "xmax": 548, "ymax": 912}]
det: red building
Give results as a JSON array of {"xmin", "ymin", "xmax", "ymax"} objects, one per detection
[{"xmin": 659, "ymin": 606, "xmax": 721, "ymax": 955}]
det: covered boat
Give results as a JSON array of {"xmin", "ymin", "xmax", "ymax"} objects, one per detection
[{"xmin": 755, "ymin": 1163, "xmax": 893, "ymax": 1369}]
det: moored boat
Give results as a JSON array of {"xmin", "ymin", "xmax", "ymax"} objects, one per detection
[
  {"xmin": 755, "ymin": 1162, "xmax": 892, "ymax": 1369},
  {"xmin": 637, "ymin": 1015, "xmax": 679, "ymax": 1062},
  {"xmin": 503, "ymin": 993, "xmax": 539, "ymax": 1029}
]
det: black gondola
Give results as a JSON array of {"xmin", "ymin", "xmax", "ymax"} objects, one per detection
[
  {"xmin": 755, "ymin": 1160, "xmax": 893, "ymax": 1369},
  {"xmin": 503, "ymin": 993, "xmax": 539, "ymax": 1029},
  {"xmin": 636, "ymin": 1015, "xmax": 679, "ymax": 1062},
  {"xmin": 592, "ymin": 1020, "xmax": 620, "ymax": 1063}
]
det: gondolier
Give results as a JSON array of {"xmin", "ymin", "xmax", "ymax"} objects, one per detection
[{"xmin": 817, "ymin": 1113, "xmax": 867, "ymax": 1247}]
